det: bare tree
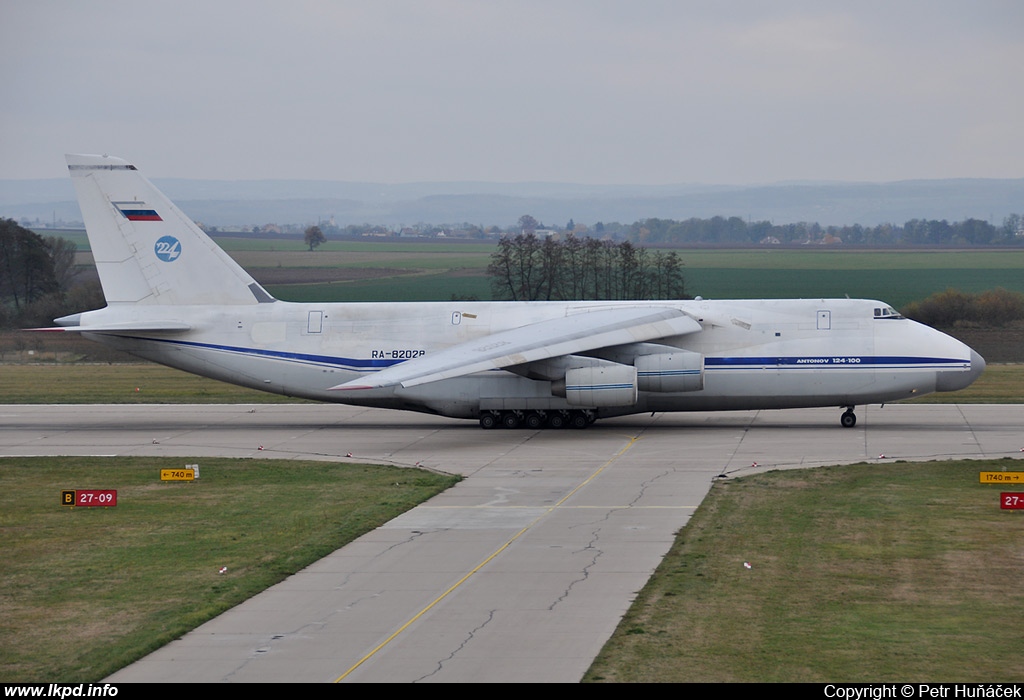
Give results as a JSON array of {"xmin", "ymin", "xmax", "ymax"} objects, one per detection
[
  {"xmin": 487, "ymin": 235, "xmax": 519, "ymax": 300},
  {"xmin": 487, "ymin": 234, "xmax": 687, "ymax": 301},
  {"xmin": 0, "ymin": 219, "xmax": 58, "ymax": 314},
  {"xmin": 45, "ymin": 236, "xmax": 79, "ymax": 294},
  {"xmin": 518, "ymin": 214, "xmax": 539, "ymax": 235}
]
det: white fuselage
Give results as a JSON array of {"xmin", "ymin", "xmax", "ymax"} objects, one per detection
[{"xmin": 79, "ymin": 296, "xmax": 982, "ymax": 421}]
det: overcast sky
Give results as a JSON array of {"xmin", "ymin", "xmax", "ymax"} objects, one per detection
[{"xmin": 2, "ymin": 1, "xmax": 1022, "ymax": 184}]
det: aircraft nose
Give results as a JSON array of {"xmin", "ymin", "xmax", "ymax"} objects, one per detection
[
  {"xmin": 969, "ymin": 348, "xmax": 987, "ymax": 383},
  {"xmin": 936, "ymin": 348, "xmax": 986, "ymax": 392}
]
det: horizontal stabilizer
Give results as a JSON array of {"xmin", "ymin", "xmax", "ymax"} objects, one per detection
[{"xmin": 27, "ymin": 321, "xmax": 192, "ymax": 334}]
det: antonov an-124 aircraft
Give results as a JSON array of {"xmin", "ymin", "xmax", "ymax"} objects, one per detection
[{"xmin": 47, "ymin": 154, "xmax": 985, "ymax": 429}]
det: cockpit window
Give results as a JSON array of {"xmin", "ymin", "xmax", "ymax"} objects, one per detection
[{"xmin": 873, "ymin": 306, "xmax": 904, "ymax": 319}]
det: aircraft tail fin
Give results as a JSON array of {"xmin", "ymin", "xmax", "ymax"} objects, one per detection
[{"xmin": 66, "ymin": 154, "xmax": 275, "ymax": 306}]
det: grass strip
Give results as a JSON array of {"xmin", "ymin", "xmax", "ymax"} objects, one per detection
[
  {"xmin": 1, "ymin": 362, "xmax": 1020, "ymax": 405},
  {"xmin": 0, "ymin": 457, "xmax": 459, "ymax": 681},
  {"xmin": 585, "ymin": 459, "xmax": 1024, "ymax": 682},
  {"xmin": 0, "ymin": 364, "xmax": 301, "ymax": 404}
]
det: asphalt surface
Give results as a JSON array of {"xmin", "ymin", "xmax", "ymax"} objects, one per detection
[{"xmin": 3, "ymin": 403, "xmax": 1021, "ymax": 682}]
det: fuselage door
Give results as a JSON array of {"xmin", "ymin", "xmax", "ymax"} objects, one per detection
[
  {"xmin": 308, "ymin": 310, "xmax": 323, "ymax": 334},
  {"xmin": 817, "ymin": 310, "xmax": 831, "ymax": 330}
]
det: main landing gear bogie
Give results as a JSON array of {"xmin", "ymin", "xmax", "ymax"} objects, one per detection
[
  {"xmin": 840, "ymin": 407, "xmax": 857, "ymax": 428},
  {"xmin": 478, "ymin": 409, "xmax": 594, "ymax": 430}
]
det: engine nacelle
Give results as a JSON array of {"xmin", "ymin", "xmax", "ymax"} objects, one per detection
[
  {"xmin": 635, "ymin": 351, "xmax": 704, "ymax": 392},
  {"xmin": 556, "ymin": 364, "xmax": 638, "ymax": 407}
]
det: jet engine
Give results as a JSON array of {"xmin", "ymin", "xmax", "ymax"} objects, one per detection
[
  {"xmin": 635, "ymin": 351, "xmax": 704, "ymax": 392},
  {"xmin": 552, "ymin": 364, "xmax": 638, "ymax": 407}
]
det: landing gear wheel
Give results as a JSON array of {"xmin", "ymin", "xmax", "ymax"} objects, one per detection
[
  {"xmin": 840, "ymin": 409, "xmax": 857, "ymax": 428},
  {"xmin": 479, "ymin": 413, "xmax": 497, "ymax": 429},
  {"xmin": 547, "ymin": 412, "xmax": 566, "ymax": 429},
  {"xmin": 525, "ymin": 412, "xmax": 544, "ymax": 429},
  {"xmin": 501, "ymin": 411, "xmax": 521, "ymax": 429},
  {"xmin": 569, "ymin": 411, "xmax": 589, "ymax": 429}
]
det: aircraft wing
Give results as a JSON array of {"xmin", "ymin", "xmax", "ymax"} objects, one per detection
[
  {"xmin": 27, "ymin": 322, "xmax": 192, "ymax": 333},
  {"xmin": 331, "ymin": 306, "xmax": 701, "ymax": 391}
]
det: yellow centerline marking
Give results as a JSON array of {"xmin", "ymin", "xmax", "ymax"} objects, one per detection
[
  {"xmin": 334, "ymin": 435, "xmax": 640, "ymax": 682},
  {"xmin": 417, "ymin": 504, "xmax": 696, "ymax": 509}
]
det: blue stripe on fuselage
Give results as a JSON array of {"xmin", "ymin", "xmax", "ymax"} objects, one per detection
[
  {"xmin": 704, "ymin": 356, "xmax": 967, "ymax": 370},
  {"xmin": 101, "ymin": 335, "xmax": 969, "ymax": 376},
  {"xmin": 105, "ymin": 335, "xmax": 399, "ymax": 371}
]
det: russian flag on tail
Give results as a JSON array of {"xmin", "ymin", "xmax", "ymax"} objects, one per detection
[{"xmin": 114, "ymin": 201, "xmax": 162, "ymax": 221}]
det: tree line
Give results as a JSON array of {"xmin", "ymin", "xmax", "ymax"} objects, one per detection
[
  {"xmin": 487, "ymin": 233, "xmax": 687, "ymax": 301},
  {"xmin": 622, "ymin": 215, "xmax": 1024, "ymax": 246},
  {"xmin": 302, "ymin": 213, "xmax": 1024, "ymax": 248},
  {"xmin": 902, "ymin": 288, "xmax": 1024, "ymax": 327},
  {"xmin": 0, "ymin": 218, "xmax": 103, "ymax": 328}
]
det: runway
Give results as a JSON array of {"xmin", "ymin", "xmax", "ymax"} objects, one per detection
[{"xmin": 3, "ymin": 403, "xmax": 1021, "ymax": 682}]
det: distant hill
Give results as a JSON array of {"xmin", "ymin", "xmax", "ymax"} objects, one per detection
[{"xmin": 2, "ymin": 176, "xmax": 1021, "ymax": 229}]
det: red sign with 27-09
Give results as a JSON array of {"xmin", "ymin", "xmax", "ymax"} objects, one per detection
[
  {"xmin": 1000, "ymin": 493, "xmax": 1024, "ymax": 510},
  {"xmin": 61, "ymin": 489, "xmax": 117, "ymax": 507}
]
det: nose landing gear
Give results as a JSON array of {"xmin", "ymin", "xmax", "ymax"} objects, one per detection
[{"xmin": 840, "ymin": 407, "xmax": 857, "ymax": 428}]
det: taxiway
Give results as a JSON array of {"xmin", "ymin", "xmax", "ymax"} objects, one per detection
[{"xmin": 2, "ymin": 403, "xmax": 1020, "ymax": 682}]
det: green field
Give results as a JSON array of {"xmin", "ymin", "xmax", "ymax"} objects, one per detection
[
  {"xmin": 267, "ymin": 272, "xmax": 493, "ymax": 302},
  {"xmin": 63, "ymin": 238, "xmax": 1024, "ymax": 307},
  {"xmin": 215, "ymin": 237, "xmax": 494, "ymax": 256},
  {"xmin": 253, "ymin": 247, "xmax": 1024, "ymax": 308},
  {"xmin": 262, "ymin": 267, "xmax": 1024, "ymax": 308},
  {"xmin": 686, "ymin": 267, "xmax": 1024, "ymax": 310}
]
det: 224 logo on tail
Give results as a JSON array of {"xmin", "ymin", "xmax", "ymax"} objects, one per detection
[{"xmin": 155, "ymin": 236, "xmax": 181, "ymax": 262}]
